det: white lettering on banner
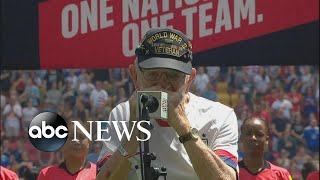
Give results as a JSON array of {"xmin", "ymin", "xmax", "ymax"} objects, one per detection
[
  {"xmin": 185, "ymin": 0, "xmax": 199, "ymax": 5},
  {"xmin": 61, "ymin": 0, "xmax": 114, "ymax": 39},
  {"xmin": 162, "ymin": 0, "xmax": 170, "ymax": 12},
  {"xmin": 123, "ymin": 0, "xmax": 172, "ymax": 22},
  {"xmin": 100, "ymin": 0, "xmax": 114, "ymax": 29},
  {"xmin": 123, "ymin": 23, "xmax": 139, "ymax": 57},
  {"xmin": 141, "ymin": 0, "xmax": 159, "ymax": 18},
  {"xmin": 81, "ymin": 0, "xmax": 98, "ymax": 34},
  {"xmin": 59, "ymin": 0, "xmax": 264, "ymax": 56},
  {"xmin": 234, "ymin": 0, "xmax": 257, "ymax": 28},
  {"xmin": 199, "ymin": 2, "xmax": 213, "ymax": 38},
  {"xmin": 215, "ymin": 0, "xmax": 232, "ymax": 33},
  {"xmin": 61, "ymin": 4, "xmax": 79, "ymax": 39},
  {"xmin": 123, "ymin": 0, "xmax": 139, "ymax": 23},
  {"xmin": 160, "ymin": 13, "xmax": 174, "ymax": 28},
  {"xmin": 141, "ymin": 17, "xmax": 159, "ymax": 36},
  {"xmin": 140, "ymin": 13, "xmax": 174, "ymax": 36},
  {"xmin": 175, "ymin": 0, "xmax": 183, "ymax": 8},
  {"xmin": 119, "ymin": 0, "xmax": 264, "ymax": 57},
  {"xmin": 123, "ymin": 13, "xmax": 174, "ymax": 57},
  {"xmin": 181, "ymin": 7, "xmax": 197, "ymax": 39}
]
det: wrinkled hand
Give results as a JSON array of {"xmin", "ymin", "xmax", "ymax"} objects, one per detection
[
  {"xmin": 131, "ymin": 85, "xmax": 191, "ymax": 136},
  {"xmin": 166, "ymin": 90, "xmax": 191, "ymax": 136}
]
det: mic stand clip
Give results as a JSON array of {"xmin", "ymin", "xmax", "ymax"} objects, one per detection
[{"xmin": 138, "ymin": 95, "xmax": 167, "ymax": 180}]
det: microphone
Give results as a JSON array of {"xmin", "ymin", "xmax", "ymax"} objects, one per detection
[
  {"xmin": 140, "ymin": 93, "xmax": 159, "ymax": 113},
  {"xmin": 137, "ymin": 91, "xmax": 168, "ymax": 119}
]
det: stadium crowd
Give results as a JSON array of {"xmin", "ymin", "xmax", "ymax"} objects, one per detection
[{"xmin": 1, "ymin": 65, "xmax": 319, "ymax": 179}]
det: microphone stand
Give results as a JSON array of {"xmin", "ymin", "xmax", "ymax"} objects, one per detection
[{"xmin": 139, "ymin": 95, "xmax": 167, "ymax": 180}]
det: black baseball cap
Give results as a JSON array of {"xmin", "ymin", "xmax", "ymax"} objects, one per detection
[{"xmin": 135, "ymin": 27, "xmax": 193, "ymax": 74}]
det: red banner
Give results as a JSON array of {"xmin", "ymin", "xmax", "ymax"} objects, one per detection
[{"xmin": 39, "ymin": 0, "xmax": 319, "ymax": 69}]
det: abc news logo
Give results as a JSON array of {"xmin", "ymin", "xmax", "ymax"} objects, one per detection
[
  {"xmin": 28, "ymin": 112, "xmax": 68, "ymax": 152},
  {"xmin": 28, "ymin": 112, "xmax": 151, "ymax": 152}
]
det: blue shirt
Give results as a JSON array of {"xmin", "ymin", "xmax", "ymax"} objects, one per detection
[{"xmin": 304, "ymin": 126, "xmax": 319, "ymax": 152}]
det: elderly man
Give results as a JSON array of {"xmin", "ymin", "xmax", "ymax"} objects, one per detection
[{"xmin": 97, "ymin": 28, "xmax": 238, "ymax": 180}]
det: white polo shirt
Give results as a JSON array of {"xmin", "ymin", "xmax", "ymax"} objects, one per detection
[{"xmin": 97, "ymin": 93, "xmax": 238, "ymax": 180}]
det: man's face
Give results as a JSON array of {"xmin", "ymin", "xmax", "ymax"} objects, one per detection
[
  {"xmin": 135, "ymin": 67, "xmax": 189, "ymax": 92},
  {"xmin": 241, "ymin": 119, "xmax": 269, "ymax": 157}
]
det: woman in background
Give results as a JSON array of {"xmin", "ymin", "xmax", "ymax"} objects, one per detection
[{"xmin": 239, "ymin": 116, "xmax": 292, "ymax": 180}]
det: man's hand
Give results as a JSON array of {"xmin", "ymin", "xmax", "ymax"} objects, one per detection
[{"xmin": 166, "ymin": 90, "xmax": 191, "ymax": 136}]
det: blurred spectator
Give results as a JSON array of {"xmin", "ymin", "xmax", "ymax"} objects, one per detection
[
  {"xmin": 3, "ymin": 111, "xmax": 21, "ymax": 138},
  {"xmin": 293, "ymin": 146, "xmax": 312, "ymax": 171},
  {"xmin": 110, "ymin": 68, "xmax": 122, "ymax": 82},
  {"xmin": 0, "ymin": 71, "xmax": 11, "ymax": 93},
  {"xmin": 253, "ymin": 67, "xmax": 270, "ymax": 94},
  {"xmin": 8, "ymin": 154, "xmax": 19, "ymax": 173},
  {"xmin": 271, "ymin": 109, "xmax": 292, "ymax": 151},
  {"xmin": 202, "ymin": 82, "xmax": 218, "ymax": 101},
  {"xmin": 38, "ymin": 152, "xmax": 55, "ymax": 169},
  {"xmin": 2, "ymin": 92, "xmax": 22, "ymax": 118},
  {"xmin": 22, "ymin": 165, "xmax": 41, "ymax": 180},
  {"xmin": 194, "ymin": 66, "xmax": 210, "ymax": 95},
  {"xmin": 288, "ymin": 86, "xmax": 303, "ymax": 113},
  {"xmin": 278, "ymin": 129, "xmax": 297, "ymax": 158},
  {"xmin": 1, "ymin": 93, "xmax": 6, "ymax": 110},
  {"xmin": 252, "ymin": 101, "xmax": 271, "ymax": 124},
  {"xmin": 1, "ymin": 139, "xmax": 11, "ymax": 167},
  {"xmin": 276, "ymin": 148, "xmax": 291, "ymax": 169},
  {"xmin": 291, "ymin": 112, "xmax": 306, "ymax": 145},
  {"xmin": 19, "ymin": 77, "xmax": 40, "ymax": 107},
  {"xmin": 265, "ymin": 87, "xmax": 280, "ymax": 107},
  {"xmin": 267, "ymin": 66, "xmax": 281, "ymax": 86},
  {"xmin": 79, "ymin": 73, "xmax": 94, "ymax": 97},
  {"xmin": 45, "ymin": 81, "xmax": 62, "ymax": 112},
  {"xmin": 22, "ymin": 99, "xmax": 38, "ymax": 132},
  {"xmin": 299, "ymin": 66, "xmax": 313, "ymax": 94},
  {"xmin": 234, "ymin": 93, "xmax": 251, "ymax": 118},
  {"xmin": 62, "ymin": 81, "xmax": 77, "ymax": 106},
  {"xmin": 74, "ymin": 99, "xmax": 90, "ymax": 123},
  {"xmin": 90, "ymin": 81, "xmax": 108, "ymax": 114},
  {"xmin": 303, "ymin": 115, "xmax": 319, "ymax": 154},
  {"xmin": 271, "ymin": 91, "xmax": 293, "ymax": 119},
  {"xmin": 206, "ymin": 66, "xmax": 220, "ymax": 84},
  {"xmin": 284, "ymin": 66, "xmax": 299, "ymax": 92},
  {"xmin": 66, "ymin": 70, "xmax": 79, "ymax": 89},
  {"xmin": 303, "ymin": 87, "xmax": 318, "ymax": 118},
  {"xmin": 240, "ymin": 72, "xmax": 254, "ymax": 107},
  {"xmin": 17, "ymin": 151, "xmax": 35, "ymax": 177},
  {"xmin": 60, "ymin": 102, "xmax": 74, "ymax": 122},
  {"xmin": 114, "ymin": 87, "xmax": 128, "ymax": 105},
  {"xmin": 289, "ymin": 160, "xmax": 303, "ymax": 180}
]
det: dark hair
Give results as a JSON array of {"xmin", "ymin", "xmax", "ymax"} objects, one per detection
[
  {"xmin": 22, "ymin": 165, "xmax": 41, "ymax": 180},
  {"xmin": 302, "ymin": 162, "xmax": 317, "ymax": 180},
  {"xmin": 240, "ymin": 116, "xmax": 270, "ymax": 136}
]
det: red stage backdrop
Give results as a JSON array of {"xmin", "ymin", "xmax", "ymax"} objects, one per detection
[{"xmin": 38, "ymin": 0, "xmax": 319, "ymax": 69}]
